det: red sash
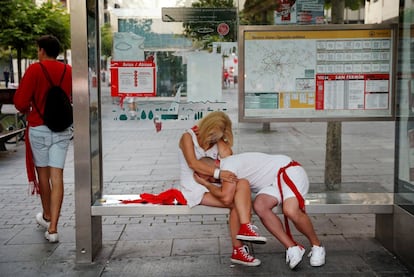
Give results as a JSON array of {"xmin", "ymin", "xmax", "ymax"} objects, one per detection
[{"xmin": 277, "ymin": 160, "xmax": 305, "ymax": 246}]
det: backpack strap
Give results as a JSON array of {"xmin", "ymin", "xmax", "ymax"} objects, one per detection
[
  {"xmin": 33, "ymin": 62, "xmax": 67, "ymax": 119},
  {"xmin": 39, "ymin": 62, "xmax": 67, "ymax": 87}
]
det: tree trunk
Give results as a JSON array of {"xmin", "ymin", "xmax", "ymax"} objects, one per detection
[
  {"xmin": 331, "ymin": 0, "xmax": 345, "ymax": 24},
  {"xmin": 324, "ymin": 0, "xmax": 345, "ymax": 190},
  {"xmin": 325, "ymin": 121, "xmax": 342, "ymax": 189}
]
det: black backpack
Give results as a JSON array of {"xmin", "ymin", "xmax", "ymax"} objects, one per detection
[{"xmin": 34, "ymin": 63, "xmax": 73, "ymax": 132}]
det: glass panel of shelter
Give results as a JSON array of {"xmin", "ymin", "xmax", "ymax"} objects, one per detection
[
  {"xmin": 395, "ymin": 1, "xmax": 414, "ymax": 213},
  {"xmin": 99, "ymin": 1, "xmax": 394, "ymax": 198}
]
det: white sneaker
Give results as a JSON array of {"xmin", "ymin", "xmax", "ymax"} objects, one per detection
[
  {"xmin": 286, "ymin": 245, "xmax": 305, "ymax": 269},
  {"xmin": 36, "ymin": 213, "xmax": 50, "ymax": 229},
  {"xmin": 45, "ymin": 231, "xmax": 59, "ymax": 243},
  {"xmin": 308, "ymin": 245, "xmax": 326, "ymax": 267}
]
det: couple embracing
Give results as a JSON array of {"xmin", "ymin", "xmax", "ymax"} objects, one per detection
[{"xmin": 178, "ymin": 111, "xmax": 325, "ymax": 269}]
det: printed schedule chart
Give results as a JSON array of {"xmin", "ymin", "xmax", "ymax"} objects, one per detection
[{"xmin": 239, "ymin": 24, "xmax": 397, "ymax": 121}]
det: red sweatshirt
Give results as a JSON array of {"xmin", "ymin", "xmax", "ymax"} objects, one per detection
[{"xmin": 14, "ymin": 60, "xmax": 72, "ymax": 127}]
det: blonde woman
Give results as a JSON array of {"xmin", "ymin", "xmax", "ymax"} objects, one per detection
[{"xmin": 178, "ymin": 111, "xmax": 266, "ymax": 266}]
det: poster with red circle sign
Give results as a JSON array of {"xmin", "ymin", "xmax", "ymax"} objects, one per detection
[{"xmin": 217, "ymin": 23, "xmax": 230, "ymax": 36}]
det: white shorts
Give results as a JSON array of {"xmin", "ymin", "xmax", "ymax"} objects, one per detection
[
  {"xmin": 256, "ymin": 165, "xmax": 309, "ymax": 205},
  {"xmin": 29, "ymin": 125, "xmax": 72, "ymax": 168}
]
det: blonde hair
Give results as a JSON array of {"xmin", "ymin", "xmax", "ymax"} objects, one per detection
[{"xmin": 197, "ymin": 111, "xmax": 233, "ymax": 149}]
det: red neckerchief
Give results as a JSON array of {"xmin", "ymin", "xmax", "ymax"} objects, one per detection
[
  {"xmin": 277, "ymin": 161, "xmax": 305, "ymax": 247},
  {"xmin": 25, "ymin": 127, "xmax": 40, "ymax": 195}
]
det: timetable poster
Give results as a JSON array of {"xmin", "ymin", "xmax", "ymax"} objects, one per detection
[
  {"xmin": 315, "ymin": 73, "xmax": 389, "ymax": 110},
  {"xmin": 239, "ymin": 25, "xmax": 396, "ymax": 121},
  {"xmin": 110, "ymin": 61, "xmax": 156, "ymax": 98}
]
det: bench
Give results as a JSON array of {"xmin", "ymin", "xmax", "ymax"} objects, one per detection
[
  {"xmin": 0, "ymin": 128, "xmax": 25, "ymax": 151},
  {"xmin": 91, "ymin": 192, "xmax": 394, "ymax": 216},
  {"xmin": 0, "ymin": 89, "xmax": 25, "ymax": 151}
]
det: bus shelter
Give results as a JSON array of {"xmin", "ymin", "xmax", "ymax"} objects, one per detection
[{"xmin": 70, "ymin": 1, "xmax": 414, "ymax": 268}]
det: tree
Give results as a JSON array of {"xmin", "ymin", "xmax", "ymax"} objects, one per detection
[
  {"xmin": 183, "ymin": 0, "xmax": 237, "ymax": 51},
  {"xmin": 0, "ymin": 0, "xmax": 38, "ymax": 81},
  {"xmin": 325, "ymin": 0, "xmax": 364, "ymax": 11},
  {"xmin": 324, "ymin": 0, "xmax": 346, "ymax": 190},
  {"xmin": 37, "ymin": 2, "xmax": 71, "ymax": 54},
  {"xmin": 242, "ymin": 0, "xmax": 279, "ymax": 24},
  {"xmin": 0, "ymin": 0, "xmax": 70, "ymax": 82},
  {"xmin": 101, "ymin": 23, "xmax": 113, "ymax": 59}
]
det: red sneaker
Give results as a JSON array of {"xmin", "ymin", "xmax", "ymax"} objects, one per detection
[
  {"xmin": 230, "ymin": 245, "xmax": 261, "ymax": 266},
  {"xmin": 236, "ymin": 223, "xmax": 267, "ymax": 244}
]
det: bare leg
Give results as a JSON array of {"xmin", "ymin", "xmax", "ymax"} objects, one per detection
[
  {"xmin": 200, "ymin": 192, "xmax": 229, "ymax": 207},
  {"xmin": 233, "ymin": 179, "xmax": 252, "ymax": 225},
  {"xmin": 253, "ymin": 194, "xmax": 295, "ymax": 248},
  {"xmin": 36, "ymin": 167, "xmax": 51, "ymax": 221},
  {"xmin": 229, "ymin": 208, "xmax": 243, "ymax": 247},
  {"xmin": 48, "ymin": 167, "xmax": 64, "ymax": 234},
  {"xmin": 283, "ymin": 197, "xmax": 320, "ymax": 246},
  {"xmin": 200, "ymin": 192, "xmax": 243, "ymax": 247}
]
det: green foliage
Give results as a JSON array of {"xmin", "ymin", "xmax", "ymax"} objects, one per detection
[
  {"xmin": 0, "ymin": 0, "xmax": 70, "ymax": 80},
  {"xmin": 101, "ymin": 23, "xmax": 113, "ymax": 58},
  {"xmin": 37, "ymin": 2, "xmax": 70, "ymax": 50},
  {"xmin": 0, "ymin": 0, "xmax": 70, "ymax": 56},
  {"xmin": 183, "ymin": 0, "xmax": 237, "ymax": 51},
  {"xmin": 325, "ymin": 0, "xmax": 364, "ymax": 10},
  {"xmin": 191, "ymin": 0, "xmax": 234, "ymax": 8},
  {"xmin": 0, "ymin": 0, "xmax": 39, "ymax": 51},
  {"xmin": 242, "ymin": 0, "xmax": 279, "ymax": 25}
]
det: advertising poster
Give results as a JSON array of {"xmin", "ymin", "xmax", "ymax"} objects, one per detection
[{"xmin": 275, "ymin": 0, "xmax": 324, "ymax": 25}]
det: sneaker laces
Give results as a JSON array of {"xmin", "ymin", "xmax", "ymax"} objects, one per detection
[
  {"xmin": 240, "ymin": 245, "xmax": 254, "ymax": 261},
  {"xmin": 247, "ymin": 223, "xmax": 259, "ymax": 234}
]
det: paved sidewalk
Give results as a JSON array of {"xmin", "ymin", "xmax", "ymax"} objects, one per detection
[{"xmin": 0, "ymin": 87, "xmax": 412, "ymax": 276}]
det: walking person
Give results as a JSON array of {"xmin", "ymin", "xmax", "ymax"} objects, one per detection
[
  {"xmin": 3, "ymin": 67, "xmax": 10, "ymax": 88},
  {"xmin": 14, "ymin": 35, "xmax": 72, "ymax": 243}
]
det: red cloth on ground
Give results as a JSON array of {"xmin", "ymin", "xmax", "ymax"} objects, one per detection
[{"xmin": 120, "ymin": 188, "xmax": 187, "ymax": 205}]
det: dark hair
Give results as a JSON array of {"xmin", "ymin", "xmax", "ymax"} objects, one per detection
[{"xmin": 37, "ymin": 35, "xmax": 61, "ymax": 58}]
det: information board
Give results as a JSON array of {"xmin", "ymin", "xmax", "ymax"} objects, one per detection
[
  {"xmin": 110, "ymin": 61, "xmax": 156, "ymax": 98},
  {"xmin": 238, "ymin": 24, "xmax": 397, "ymax": 122}
]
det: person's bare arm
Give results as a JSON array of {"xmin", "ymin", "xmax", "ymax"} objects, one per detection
[
  {"xmin": 179, "ymin": 133, "xmax": 216, "ymax": 176},
  {"xmin": 194, "ymin": 172, "xmax": 236, "ymax": 206},
  {"xmin": 179, "ymin": 133, "xmax": 237, "ymax": 182}
]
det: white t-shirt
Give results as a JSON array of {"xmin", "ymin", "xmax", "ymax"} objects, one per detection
[
  {"xmin": 220, "ymin": 152, "xmax": 309, "ymax": 204},
  {"xmin": 178, "ymin": 128, "xmax": 219, "ymax": 207}
]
